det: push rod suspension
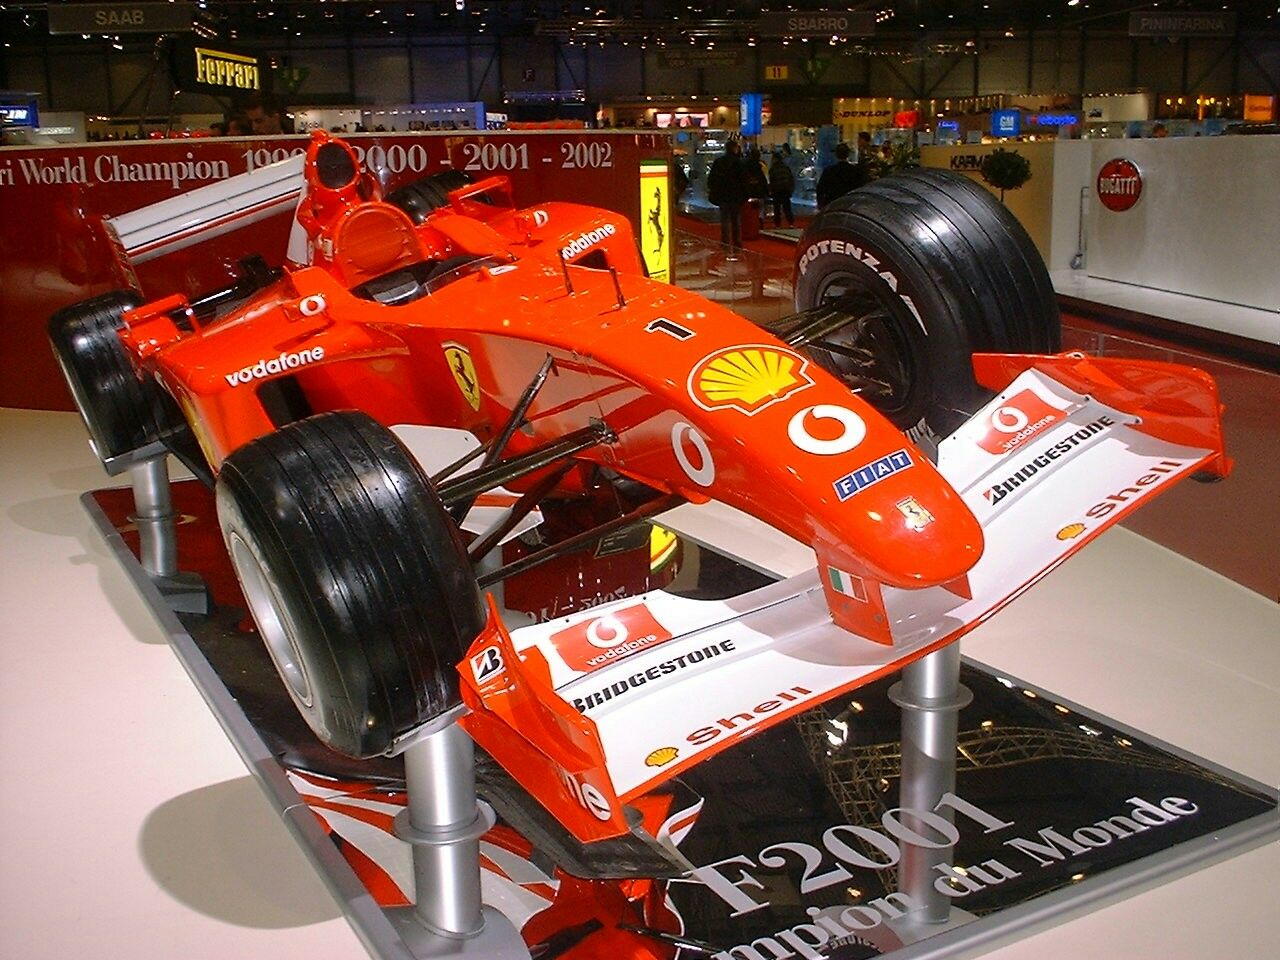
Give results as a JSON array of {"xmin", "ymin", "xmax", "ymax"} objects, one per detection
[
  {"xmin": 771, "ymin": 301, "xmax": 870, "ymax": 349},
  {"xmin": 465, "ymin": 462, "xmax": 574, "ymax": 563},
  {"xmin": 438, "ymin": 421, "xmax": 614, "ymax": 509},
  {"xmin": 450, "ymin": 353, "xmax": 557, "ymax": 523},
  {"xmin": 477, "ymin": 493, "xmax": 682, "ymax": 589},
  {"xmin": 431, "ymin": 436, "xmax": 495, "ymax": 485},
  {"xmin": 485, "ymin": 354, "xmax": 555, "ymax": 470}
]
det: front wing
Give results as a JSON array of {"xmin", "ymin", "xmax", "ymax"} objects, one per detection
[{"xmin": 459, "ymin": 352, "xmax": 1227, "ymax": 844}]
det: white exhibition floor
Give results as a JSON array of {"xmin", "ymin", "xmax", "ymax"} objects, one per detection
[{"xmin": 2, "ymin": 407, "xmax": 1277, "ymax": 960}]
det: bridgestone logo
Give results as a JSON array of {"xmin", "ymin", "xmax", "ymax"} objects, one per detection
[
  {"xmin": 983, "ymin": 416, "xmax": 1114, "ymax": 506},
  {"xmin": 225, "ymin": 346, "xmax": 325, "ymax": 387},
  {"xmin": 561, "ymin": 223, "xmax": 616, "ymax": 260},
  {"xmin": 571, "ymin": 639, "xmax": 736, "ymax": 713}
]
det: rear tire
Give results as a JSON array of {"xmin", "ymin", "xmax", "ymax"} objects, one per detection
[
  {"xmin": 48, "ymin": 290, "xmax": 191, "ymax": 467},
  {"xmin": 792, "ymin": 168, "xmax": 1060, "ymax": 436},
  {"xmin": 386, "ymin": 170, "xmax": 476, "ymax": 225},
  {"xmin": 216, "ymin": 411, "xmax": 486, "ymax": 758}
]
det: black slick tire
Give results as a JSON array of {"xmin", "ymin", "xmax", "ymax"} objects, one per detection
[
  {"xmin": 48, "ymin": 290, "xmax": 191, "ymax": 467},
  {"xmin": 793, "ymin": 168, "xmax": 1060, "ymax": 436},
  {"xmin": 386, "ymin": 170, "xmax": 475, "ymax": 224},
  {"xmin": 216, "ymin": 411, "xmax": 485, "ymax": 759}
]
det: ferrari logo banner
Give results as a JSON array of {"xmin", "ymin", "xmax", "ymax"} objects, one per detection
[
  {"xmin": 640, "ymin": 159, "xmax": 670, "ymax": 284},
  {"xmin": 444, "ymin": 342, "xmax": 481, "ymax": 411}
]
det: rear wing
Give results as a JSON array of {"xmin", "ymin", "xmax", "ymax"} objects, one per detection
[
  {"xmin": 102, "ymin": 154, "xmax": 307, "ymax": 270},
  {"xmin": 459, "ymin": 352, "xmax": 1228, "ymax": 844}
]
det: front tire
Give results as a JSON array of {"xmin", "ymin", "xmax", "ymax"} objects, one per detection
[
  {"xmin": 48, "ymin": 290, "xmax": 190, "ymax": 468},
  {"xmin": 792, "ymin": 168, "xmax": 1060, "ymax": 436},
  {"xmin": 216, "ymin": 411, "xmax": 486, "ymax": 758}
]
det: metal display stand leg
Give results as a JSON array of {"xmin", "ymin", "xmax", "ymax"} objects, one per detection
[
  {"xmin": 386, "ymin": 722, "xmax": 529, "ymax": 958},
  {"xmin": 129, "ymin": 457, "xmax": 209, "ymax": 615},
  {"xmin": 888, "ymin": 644, "xmax": 975, "ymax": 940}
]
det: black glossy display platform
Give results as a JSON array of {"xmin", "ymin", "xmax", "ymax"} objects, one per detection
[{"xmin": 85, "ymin": 479, "xmax": 1279, "ymax": 960}]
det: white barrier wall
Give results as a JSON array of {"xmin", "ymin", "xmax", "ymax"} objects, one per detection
[{"xmin": 1087, "ymin": 136, "xmax": 1280, "ymax": 314}]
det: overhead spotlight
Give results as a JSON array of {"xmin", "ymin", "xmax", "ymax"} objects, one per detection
[
  {"xmin": 455, "ymin": 0, "xmax": 465, "ymax": 10},
  {"xmin": 1068, "ymin": 0, "xmax": 1080, "ymax": 5}
]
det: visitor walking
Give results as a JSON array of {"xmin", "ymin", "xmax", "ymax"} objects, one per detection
[
  {"xmin": 768, "ymin": 149, "xmax": 796, "ymax": 227},
  {"xmin": 707, "ymin": 139, "xmax": 749, "ymax": 252}
]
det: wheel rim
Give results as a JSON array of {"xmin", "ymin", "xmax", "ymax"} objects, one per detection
[
  {"xmin": 228, "ymin": 531, "xmax": 313, "ymax": 707},
  {"xmin": 809, "ymin": 272, "xmax": 922, "ymax": 424}
]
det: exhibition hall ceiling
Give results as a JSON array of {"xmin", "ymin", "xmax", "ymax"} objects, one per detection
[{"xmin": 3, "ymin": 0, "xmax": 1277, "ymax": 46}]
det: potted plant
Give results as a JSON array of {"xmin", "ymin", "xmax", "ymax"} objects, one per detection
[{"xmin": 980, "ymin": 147, "xmax": 1032, "ymax": 201}]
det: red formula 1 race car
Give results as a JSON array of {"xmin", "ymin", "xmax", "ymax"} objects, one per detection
[{"xmin": 51, "ymin": 132, "xmax": 1228, "ymax": 861}]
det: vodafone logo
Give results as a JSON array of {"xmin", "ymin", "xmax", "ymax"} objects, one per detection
[
  {"xmin": 224, "ymin": 346, "xmax": 325, "ymax": 387},
  {"xmin": 560, "ymin": 223, "xmax": 616, "ymax": 260},
  {"xmin": 671, "ymin": 421, "xmax": 716, "ymax": 487},
  {"xmin": 976, "ymin": 389, "xmax": 1066, "ymax": 455},
  {"xmin": 551, "ymin": 604, "xmax": 674, "ymax": 673},
  {"xmin": 1097, "ymin": 158, "xmax": 1143, "ymax": 212},
  {"xmin": 787, "ymin": 404, "xmax": 866, "ymax": 456},
  {"xmin": 585, "ymin": 613, "xmax": 630, "ymax": 649}
]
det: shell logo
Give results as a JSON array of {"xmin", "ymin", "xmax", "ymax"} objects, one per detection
[
  {"xmin": 688, "ymin": 344, "xmax": 814, "ymax": 415},
  {"xmin": 1057, "ymin": 523, "xmax": 1086, "ymax": 541},
  {"xmin": 646, "ymin": 746, "xmax": 679, "ymax": 767}
]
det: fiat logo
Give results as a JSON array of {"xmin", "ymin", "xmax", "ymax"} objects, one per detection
[{"xmin": 1096, "ymin": 158, "xmax": 1143, "ymax": 212}]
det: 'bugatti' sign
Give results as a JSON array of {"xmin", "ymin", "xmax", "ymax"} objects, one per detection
[{"xmin": 1096, "ymin": 158, "xmax": 1143, "ymax": 212}]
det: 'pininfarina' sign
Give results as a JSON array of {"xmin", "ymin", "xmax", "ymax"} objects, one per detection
[{"xmin": 1128, "ymin": 10, "xmax": 1237, "ymax": 37}]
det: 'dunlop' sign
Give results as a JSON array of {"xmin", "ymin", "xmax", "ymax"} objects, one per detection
[{"xmin": 1096, "ymin": 157, "xmax": 1143, "ymax": 212}]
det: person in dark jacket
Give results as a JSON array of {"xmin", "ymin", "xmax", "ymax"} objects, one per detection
[
  {"xmin": 816, "ymin": 142, "xmax": 875, "ymax": 209},
  {"xmin": 706, "ymin": 139, "xmax": 749, "ymax": 251},
  {"xmin": 768, "ymin": 148, "xmax": 796, "ymax": 227}
]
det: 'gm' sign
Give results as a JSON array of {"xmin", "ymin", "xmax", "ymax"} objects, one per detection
[{"xmin": 991, "ymin": 110, "xmax": 1021, "ymax": 138}]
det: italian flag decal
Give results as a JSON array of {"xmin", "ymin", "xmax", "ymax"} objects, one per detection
[{"xmin": 827, "ymin": 566, "xmax": 867, "ymax": 602}]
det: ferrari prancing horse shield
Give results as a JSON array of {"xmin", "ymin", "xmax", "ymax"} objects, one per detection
[{"xmin": 444, "ymin": 342, "xmax": 481, "ymax": 411}]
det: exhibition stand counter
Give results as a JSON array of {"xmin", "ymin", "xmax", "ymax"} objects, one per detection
[{"xmin": 922, "ymin": 136, "xmax": 1280, "ymax": 348}]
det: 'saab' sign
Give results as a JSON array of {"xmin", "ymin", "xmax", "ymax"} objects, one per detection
[
  {"xmin": 46, "ymin": 2, "xmax": 196, "ymax": 35},
  {"xmin": 1097, "ymin": 158, "xmax": 1143, "ymax": 212}
]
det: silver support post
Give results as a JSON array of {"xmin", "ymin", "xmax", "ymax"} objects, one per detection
[
  {"xmin": 889, "ymin": 644, "xmax": 973, "ymax": 928},
  {"xmin": 399, "ymin": 724, "xmax": 487, "ymax": 937},
  {"xmin": 387, "ymin": 721, "xmax": 529, "ymax": 958},
  {"xmin": 131, "ymin": 456, "xmax": 178, "ymax": 578},
  {"xmin": 128, "ymin": 457, "xmax": 209, "ymax": 614}
]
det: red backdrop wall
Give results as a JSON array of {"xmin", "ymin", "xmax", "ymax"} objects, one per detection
[{"xmin": 0, "ymin": 131, "xmax": 670, "ymax": 411}]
